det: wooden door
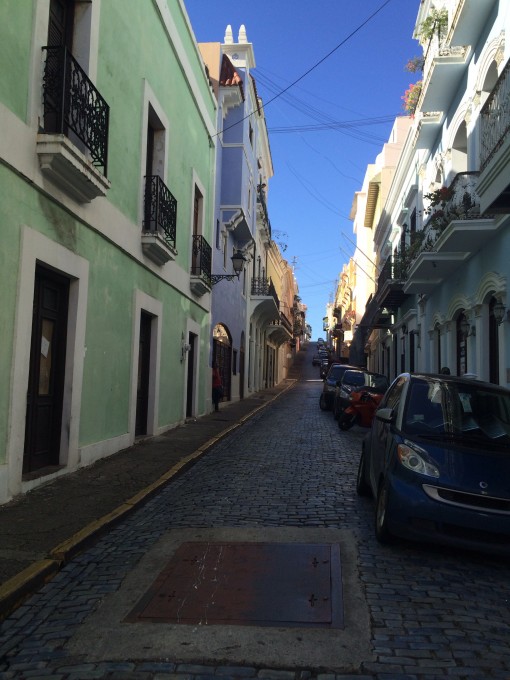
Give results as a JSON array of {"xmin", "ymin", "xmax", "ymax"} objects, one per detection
[
  {"xmin": 24, "ymin": 266, "xmax": 69, "ymax": 474},
  {"xmin": 136, "ymin": 312, "xmax": 152, "ymax": 436}
]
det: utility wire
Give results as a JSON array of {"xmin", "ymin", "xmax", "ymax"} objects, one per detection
[{"xmin": 214, "ymin": 0, "xmax": 394, "ymax": 138}]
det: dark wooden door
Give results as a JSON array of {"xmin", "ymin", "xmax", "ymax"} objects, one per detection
[
  {"xmin": 489, "ymin": 298, "xmax": 499, "ymax": 384},
  {"xmin": 239, "ymin": 347, "xmax": 245, "ymax": 399},
  {"xmin": 48, "ymin": 0, "xmax": 74, "ymax": 48},
  {"xmin": 24, "ymin": 266, "xmax": 69, "ymax": 474},
  {"xmin": 186, "ymin": 332, "xmax": 195, "ymax": 417},
  {"xmin": 136, "ymin": 312, "xmax": 152, "ymax": 436}
]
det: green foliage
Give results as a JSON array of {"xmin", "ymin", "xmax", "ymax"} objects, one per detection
[
  {"xmin": 402, "ymin": 81, "xmax": 422, "ymax": 116},
  {"xmin": 418, "ymin": 8, "xmax": 448, "ymax": 42}
]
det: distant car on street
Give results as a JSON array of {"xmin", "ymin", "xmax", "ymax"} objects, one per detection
[
  {"xmin": 357, "ymin": 372, "xmax": 510, "ymax": 554},
  {"xmin": 319, "ymin": 363, "xmax": 360, "ymax": 411}
]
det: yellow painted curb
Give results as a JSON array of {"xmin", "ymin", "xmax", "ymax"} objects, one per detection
[
  {"xmin": 0, "ymin": 559, "xmax": 60, "ymax": 620},
  {"xmin": 50, "ymin": 503, "xmax": 133, "ymax": 562}
]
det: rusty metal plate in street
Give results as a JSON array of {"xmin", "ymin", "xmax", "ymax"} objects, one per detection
[{"xmin": 126, "ymin": 542, "xmax": 343, "ymax": 628}]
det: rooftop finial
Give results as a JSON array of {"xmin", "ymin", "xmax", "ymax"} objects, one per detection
[
  {"xmin": 238, "ymin": 24, "xmax": 248, "ymax": 43},
  {"xmin": 224, "ymin": 25, "xmax": 233, "ymax": 44}
]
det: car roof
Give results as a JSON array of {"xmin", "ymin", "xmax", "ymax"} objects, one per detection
[
  {"xmin": 344, "ymin": 367, "xmax": 388, "ymax": 379},
  {"xmin": 398, "ymin": 372, "xmax": 510, "ymax": 395}
]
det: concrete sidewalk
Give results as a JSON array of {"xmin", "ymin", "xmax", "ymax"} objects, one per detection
[{"xmin": 0, "ymin": 349, "xmax": 307, "ymax": 619}]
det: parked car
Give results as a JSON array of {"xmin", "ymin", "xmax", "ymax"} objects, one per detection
[
  {"xmin": 319, "ymin": 363, "xmax": 360, "ymax": 411},
  {"xmin": 356, "ymin": 372, "xmax": 510, "ymax": 554},
  {"xmin": 332, "ymin": 369, "xmax": 389, "ymax": 419},
  {"xmin": 319, "ymin": 359, "xmax": 330, "ymax": 379},
  {"xmin": 312, "ymin": 353, "xmax": 322, "ymax": 366}
]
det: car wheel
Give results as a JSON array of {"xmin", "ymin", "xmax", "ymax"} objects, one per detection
[
  {"xmin": 356, "ymin": 448, "xmax": 371, "ymax": 497},
  {"xmin": 319, "ymin": 394, "xmax": 328, "ymax": 411},
  {"xmin": 375, "ymin": 478, "xmax": 394, "ymax": 544},
  {"xmin": 339, "ymin": 413, "xmax": 355, "ymax": 430}
]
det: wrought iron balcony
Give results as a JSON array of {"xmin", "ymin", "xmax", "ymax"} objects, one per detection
[
  {"xmin": 404, "ymin": 172, "xmax": 498, "ymax": 294},
  {"xmin": 141, "ymin": 176, "xmax": 178, "ymax": 265},
  {"xmin": 143, "ymin": 176, "xmax": 177, "ymax": 247},
  {"xmin": 266, "ymin": 312, "xmax": 293, "ymax": 345},
  {"xmin": 480, "ymin": 59, "xmax": 510, "ymax": 172},
  {"xmin": 374, "ymin": 252, "xmax": 409, "ymax": 311},
  {"xmin": 251, "ymin": 276, "xmax": 271, "ymax": 296},
  {"xmin": 251, "ymin": 277, "xmax": 280, "ymax": 307},
  {"xmin": 42, "ymin": 46, "xmax": 109, "ymax": 175},
  {"xmin": 190, "ymin": 235, "xmax": 212, "ymax": 295},
  {"xmin": 257, "ymin": 186, "xmax": 272, "ymax": 241},
  {"xmin": 250, "ymin": 276, "xmax": 279, "ymax": 323}
]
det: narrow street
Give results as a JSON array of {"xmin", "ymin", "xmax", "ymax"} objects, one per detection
[{"xmin": 1, "ymin": 345, "xmax": 510, "ymax": 679}]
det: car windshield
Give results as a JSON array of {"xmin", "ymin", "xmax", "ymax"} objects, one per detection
[
  {"xmin": 329, "ymin": 365, "xmax": 346, "ymax": 381},
  {"xmin": 342, "ymin": 370, "xmax": 388, "ymax": 392},
  {"xmin": 404, "ymin": 378, "xmax": 510, "ymax": 444}
]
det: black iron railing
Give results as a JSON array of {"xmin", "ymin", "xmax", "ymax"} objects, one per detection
[
  {"xmin": 480, "ymin": 58, "xmax": 510, "ymax": 171},
  {"xmin": 270, "ymin": 312, "xmax": 293, "ymax": 334},
  {"xmin": 191, "ymin": 235, "xmax": 212, "ymax": 287},
  {"xmin": 377, "ymin": 251, "xmax": 408, "ymax": 290},
  {"xmin": 251, "ymin": 276, "xmax": 280, "ymax": 308},
  {"xmin": 257, "ymin": 186, "xmax": 272, "ymax": 238},
  {"xmin": 143, "ymin": 176, "xmax": 177, "ymax": 249},
  {"xmin": 42, "ymin": 46, "xmax": 109, "ymax": 176},
  {"xmin": 251, "ymin": 276, "xmax": 270, "ymax": 296}
]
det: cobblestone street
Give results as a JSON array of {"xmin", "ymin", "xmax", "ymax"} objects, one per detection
[{"xmin": 1, "ymin": 351, "xmax": 510, "ymax": 679}]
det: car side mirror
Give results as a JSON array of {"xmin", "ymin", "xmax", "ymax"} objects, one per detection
[{"xmin": 375, "ymin": 407, "xmax": 394, "ymax": 423}]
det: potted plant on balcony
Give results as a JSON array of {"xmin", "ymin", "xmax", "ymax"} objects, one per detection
[
  {"xmin": 417, "ymin": 7, "xmax": 448, "ymax": 43},
  {"xmin": 405, "ymin": 56, "xmax": 424, "ymax": 73},
  {"xmin": 423, "ymin": 184, "xmax": 454, "ymax": 232},
  {"xmin": 392, "ymin": 248, "xmax": 410, "ymax": 280},
  {"xmin": 402, "ymin": 81, "xmax": 422, "ymax": 117}
]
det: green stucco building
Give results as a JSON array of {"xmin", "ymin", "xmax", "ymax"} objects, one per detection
[{"xmin": 0, "ymin": 0, "xmax": 217, "ymax": 503}]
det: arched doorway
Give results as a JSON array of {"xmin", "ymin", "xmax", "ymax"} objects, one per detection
[{"xmin": 213, "ymin": 323, "xmax": 232, "ymax": 402}]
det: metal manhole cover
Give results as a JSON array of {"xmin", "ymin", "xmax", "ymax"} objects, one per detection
[{"xmin": 126, "ymin": 542, "xmax": 343, "ymax": 628}]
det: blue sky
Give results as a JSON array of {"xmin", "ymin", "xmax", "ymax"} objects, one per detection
[{"xmin": 185, "ymin": 0, "xmax": 421, "ymax": 338}]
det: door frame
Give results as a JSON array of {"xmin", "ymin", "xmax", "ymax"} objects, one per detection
[
  {"xmin": 130, "ymin": 291, "xmax": 161, "ymax": 438},
  {"xmin": 5, "ymin": 227, "xmax": 88, "ymax": 501},
  {"xmin": 24, "ymin": 264, "xmax": 70, "ymax": 474}
]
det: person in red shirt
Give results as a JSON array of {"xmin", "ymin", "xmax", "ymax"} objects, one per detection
[{"xmin": 212, "ymin": 362, "xmax": 223, "ymax": 411}]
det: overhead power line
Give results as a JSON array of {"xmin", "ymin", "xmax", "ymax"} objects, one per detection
[{"xmin": 215, "ymin": 0, "xmax": 395, "ymax": 138}]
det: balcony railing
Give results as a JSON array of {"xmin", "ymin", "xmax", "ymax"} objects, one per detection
[
  {"xmin": 268, "ymin": 313, "xmax": 293, "ymax": 334},
  {"xmin": 191, "ymin": 235, "xmax": 212, "ymax": 287},
  {"xmin": 480, "ymin": 59, "xmax": 510, "ymax": 171},
  {"xmin": 257, "ymin": 187, "xmax": 272, "ymax": 239},
  {"xmin": 251, "ymin": 276, "xmax": 279, "ymax": 308},
  {"xmin": 143, "ymin": 176, "xmax": 177, "ymax": 249},
  {"xmin": 42, "ymin": 46, "xmax": 109, "ymax": 176},
  {"xmin": 251, "ymin": 276, "xmax": 270, "ymax": 296},
  {"xmin": 377, "ymin": 252, "xmax": 407, "ymax": 290}
]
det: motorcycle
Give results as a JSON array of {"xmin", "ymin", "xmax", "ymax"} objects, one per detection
[{"xmin": 338, "ymin": 388, "xmax": 384, "ymax": 430}]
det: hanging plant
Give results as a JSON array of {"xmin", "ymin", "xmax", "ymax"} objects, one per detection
[
  {"xmin": 405, "ymin": 56, "xmax": 424, "ymax": 73},
  {"xmin": 402, "ymin": 81, "xmax": 422, "ymax": 116}
]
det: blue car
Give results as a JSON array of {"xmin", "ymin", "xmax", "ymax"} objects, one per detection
[{"xmin": 357, "ymin": 372, "xmax": 510, "ymax": 554}]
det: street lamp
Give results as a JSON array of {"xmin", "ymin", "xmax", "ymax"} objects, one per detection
[
  {"xmin": 493, "ymin": 301, "xmax": 508, "ymax": 325},
  {"xmin": 460, "ymin": 317, "xmax": 476, "ymax": 337},
  {"xmin": 211, "ymin": 250, "xmax": 247, "ymax": 285}
]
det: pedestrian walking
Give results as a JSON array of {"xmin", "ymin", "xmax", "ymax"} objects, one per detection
[{"xmin": 212, "ymin": 361, "xmax": 223, "ymax": 411}]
